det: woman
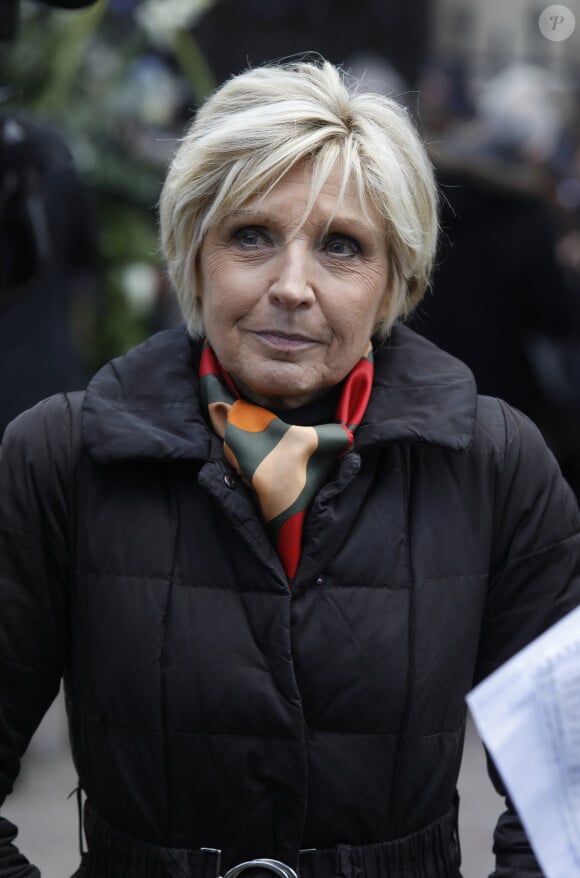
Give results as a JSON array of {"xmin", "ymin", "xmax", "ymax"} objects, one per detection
[{"xmin": 0, "ymin": 60, "xmax": 579, "ymax": 878}]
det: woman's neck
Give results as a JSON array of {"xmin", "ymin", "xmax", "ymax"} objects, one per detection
[{"xmin": 268, "ymin": 383, "xmax": 343, "ymax": 426}]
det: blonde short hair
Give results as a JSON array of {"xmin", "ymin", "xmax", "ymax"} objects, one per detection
[{"xmin": 159, "ymin": 59, "xmax": 438, "ymax": 338}]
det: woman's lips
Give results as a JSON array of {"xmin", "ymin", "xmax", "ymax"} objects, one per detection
[{"xmin": 253, "ymin": 330, "xmax": 318, "ymax": 350}]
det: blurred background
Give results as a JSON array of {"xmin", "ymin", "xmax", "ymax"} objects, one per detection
[{"xmin": 1, "ymin": 0, "xmax": 580, "ymax": 875}]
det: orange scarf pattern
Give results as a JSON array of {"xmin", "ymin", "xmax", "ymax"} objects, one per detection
[{"xmin": 200, "ymin": 344, "xmax": 374, "ymax": 583}]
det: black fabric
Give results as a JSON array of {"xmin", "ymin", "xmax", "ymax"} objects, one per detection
[
  {"xmin": 0, "ymin": 115, "xmax": 96, "ymax": 435},
  {"xmin": 1, "ymin": 324, "xmax": 579, "ymax": 878},
  {"xmin": 36, "ymin": 1, "xmax": 98, "ymax": 7},
  {"xmin": 412, "ymin": 169, "xmax": 580, "ymax": 422},
  {"xmin": 74, "ymin": 798, "xmax": 461, "ymax": 878},
  {"xmin": 0, "ymin": 820, "xmax": 38, "ymax": 878}
]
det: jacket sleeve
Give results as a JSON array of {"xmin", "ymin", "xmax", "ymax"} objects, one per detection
[
  {"xmin": 473, "ymin": 399, "xmax": 580, "ymax": 878},
  {"xmin": 0, "ymin": 394, "xmax": 78, "ymax": 876}
]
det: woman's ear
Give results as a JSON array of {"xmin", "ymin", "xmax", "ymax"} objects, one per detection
[
  {"xmin": 375, "ymin": 278, "xmax": 394, "ymax": 329},
  {"xmin": 374, "ymin": 269, "xmax": 405, "ymax": 338},
  {"xmin": 194, "ymin": 251, "xmax": 204, "ymax": 302}
]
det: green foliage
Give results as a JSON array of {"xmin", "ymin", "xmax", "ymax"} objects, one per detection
[
  {"xmin": 1, "ymin": 0, "xmax": 217, "ymax": 366},
  {"xmin": 89, "ymin": 197, "xmax": 162, "ymax": 367}
]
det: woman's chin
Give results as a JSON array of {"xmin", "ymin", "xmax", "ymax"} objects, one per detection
[
  {"xmin": 236, "ymin": 374, "xmax": 327, "ymax": 410},
  {"xmin": 232, "ymin": 348, "xmax": 361, "ymax": 409}
]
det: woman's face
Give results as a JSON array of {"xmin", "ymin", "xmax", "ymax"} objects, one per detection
[{"xmin": 198, "ymin": 161, "xmax": 390, "ymax": 409}]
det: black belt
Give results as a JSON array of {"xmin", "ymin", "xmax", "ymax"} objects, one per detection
[{"xmin": 79, "ymin": 800, "xmax": 461, "ymax": 878}]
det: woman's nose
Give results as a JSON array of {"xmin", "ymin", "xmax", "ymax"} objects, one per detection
[{"xmin": 268, "ymin": 245, "xmax": 315, "ymax": 308}]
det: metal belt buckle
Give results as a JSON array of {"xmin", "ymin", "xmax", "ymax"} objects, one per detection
[
  {"xmin": 224, "ymin": 859, "xmax": 298, "ymax": 878},
  {"xmin": 201, "ymin": 850, "xmax": 299, "ymax": 878}
]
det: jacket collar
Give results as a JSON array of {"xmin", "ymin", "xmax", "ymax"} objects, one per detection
[
  {"xmin": 82, "ymin": 325, "xmax": 210, "ymax": 463},
  {"xmin": 356, "ymin": 323, "xmax": 477, "ymax": 451},
  {"xmin": 82, "ymin": 323, "xmax": 477, "ymax": 463}
]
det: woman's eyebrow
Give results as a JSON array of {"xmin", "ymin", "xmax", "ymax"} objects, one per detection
[
  {"xmin": 221, "ymin": 208, "xmax": 378, "ymax": 236},
  {"xmin": 224, "ymin": 209, "xmax": 272, "ymax": 221}
]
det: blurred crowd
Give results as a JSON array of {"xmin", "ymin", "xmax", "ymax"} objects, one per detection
[
  {"xmin": 414, "ymin": 57, "xmax": 580, "ymax": 495},
  {"xmin": 2, "ymin": 1, "xmax": 580, "ymax": 494}
]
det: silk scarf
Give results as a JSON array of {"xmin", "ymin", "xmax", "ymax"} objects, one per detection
[{"xmin": 200, "ymin": 343, "xmax": 374, "ymax": 583}]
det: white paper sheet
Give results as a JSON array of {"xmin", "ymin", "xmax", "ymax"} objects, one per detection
[{"xmin": 466, "ymin": 604, "xmax": 580, "ymax": 878}]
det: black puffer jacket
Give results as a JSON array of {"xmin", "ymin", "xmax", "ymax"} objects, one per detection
[{"xmin": 1, "ymin": 324, "xmax": 579, "ymax": 878}]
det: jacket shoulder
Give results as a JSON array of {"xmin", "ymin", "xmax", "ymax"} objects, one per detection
[
  {"xmin": 473, "ymin": 394, "xmax": 580, "ymax": 557},
  {"xmin": 3, "ymin": 391, "xmax": 84, "ymax": 454},
  {"xmin": 1, "ymin": 392, "xmax": 84, "ymax": 512},
  {"xmin": 1, "ymin": 392, "xmax": 84, "ymax": 569},
  {"xmin": 470, "ymin": 394, "xmax": 549, "ymax": 460}
]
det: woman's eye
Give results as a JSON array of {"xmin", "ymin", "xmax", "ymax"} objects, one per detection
[
  {"xmin": 233, "ymin": 227, "xmax": 269, "ymax": 248},
  {"xmin": 324, "ymin": 234, "xmax": 361, "ymax": 257}
]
